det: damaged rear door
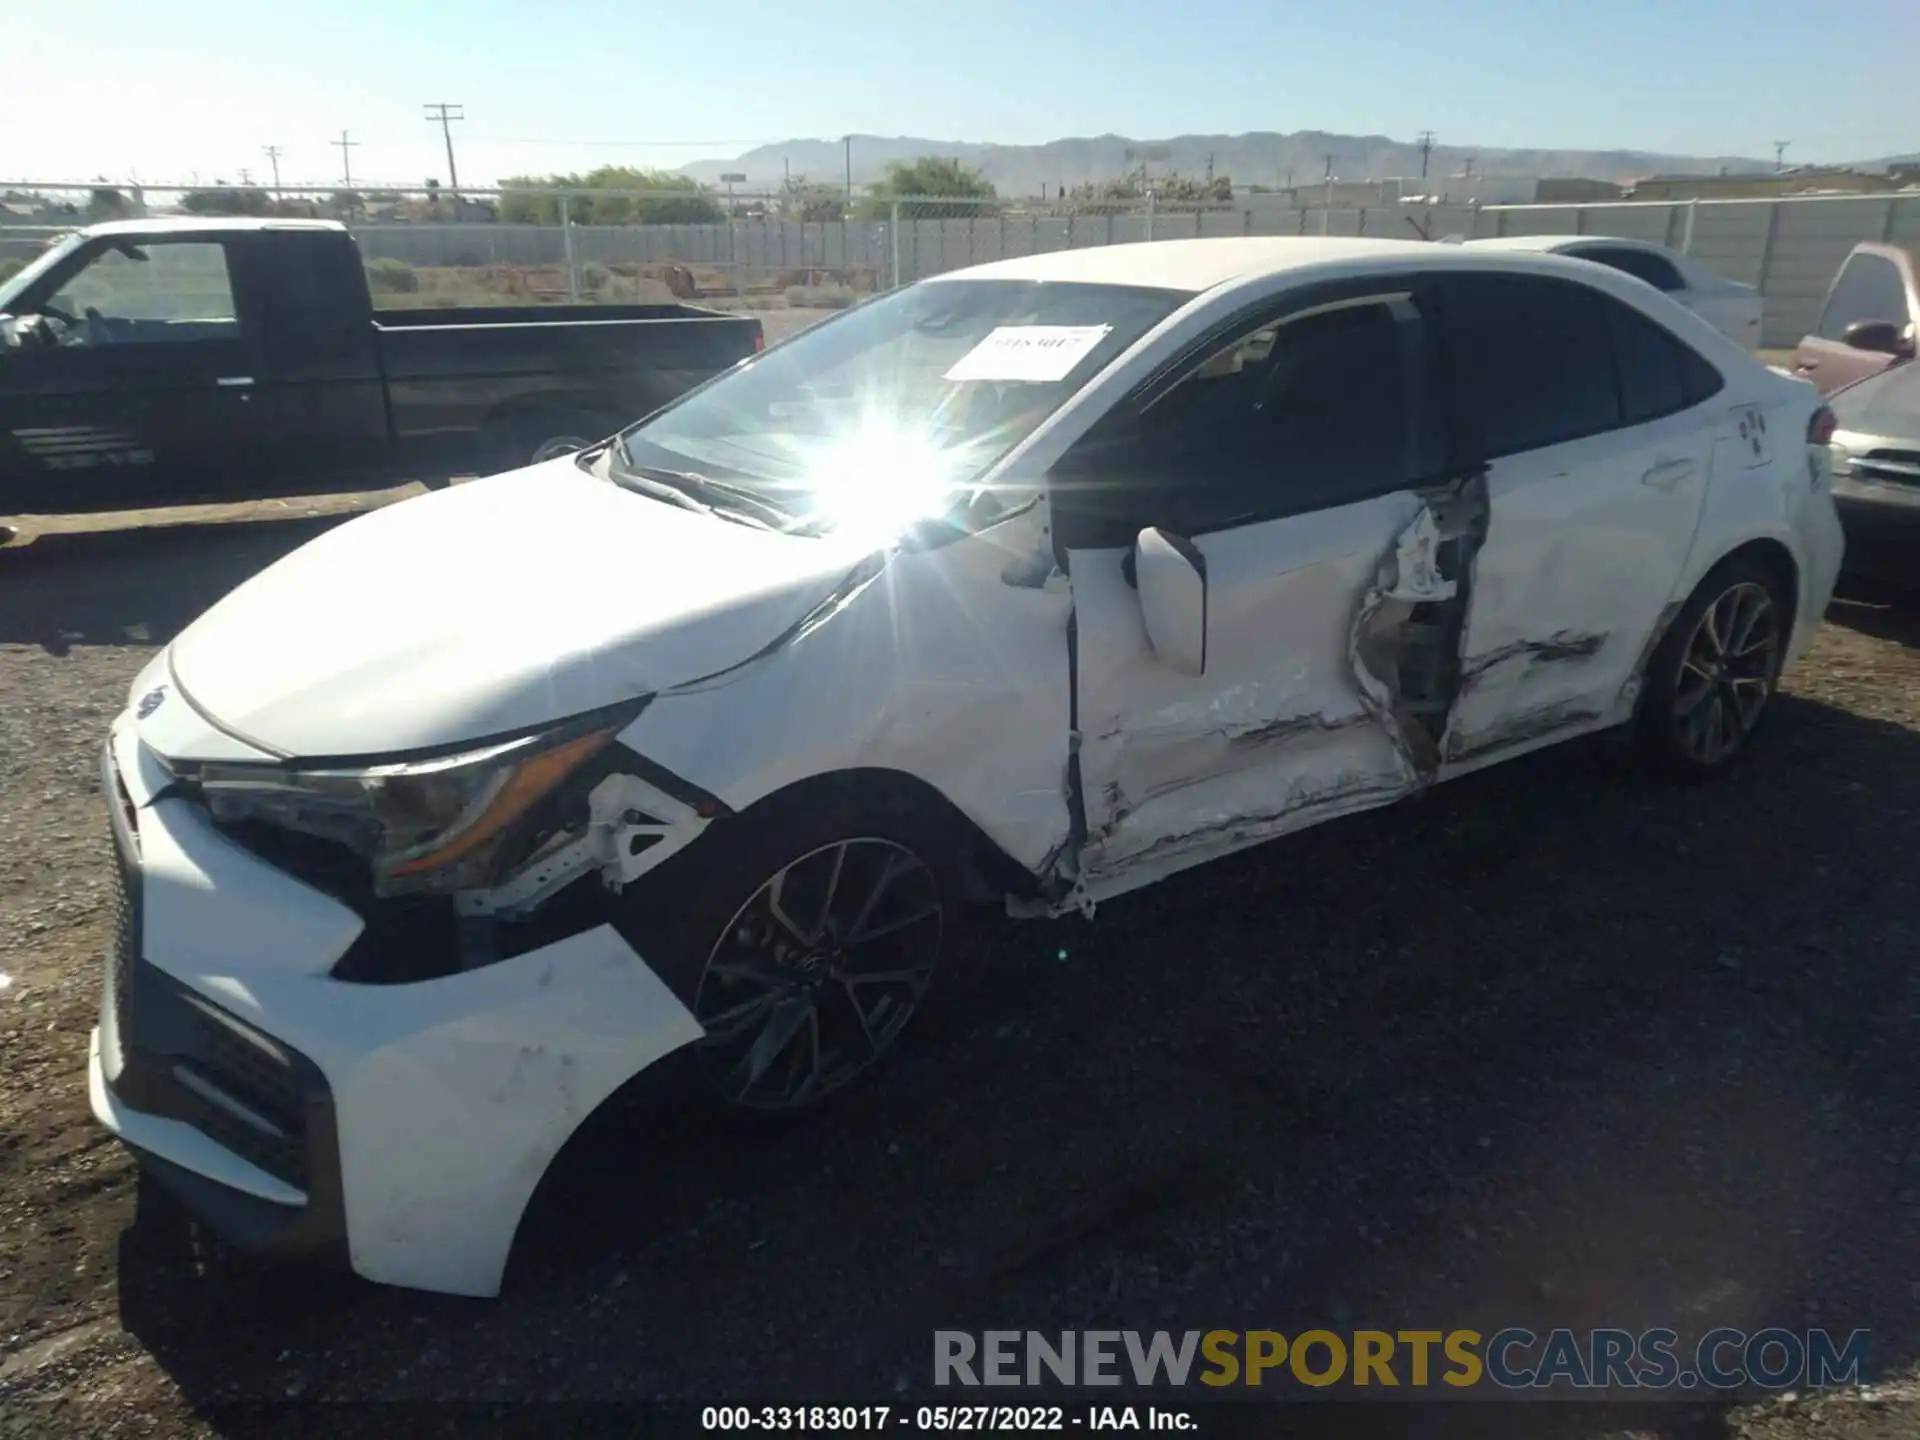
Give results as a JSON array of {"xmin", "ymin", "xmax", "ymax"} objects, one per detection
[
  {"xmin": 1434, "ymin": 273, "xmax": 1722, "ymax": 766},
  {"xmin": 1050, "ymin": 279, "xmax": 1463, "ymax": 898}
]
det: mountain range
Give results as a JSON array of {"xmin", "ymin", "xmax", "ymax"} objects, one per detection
[{"xmin": 680, "ymin": 131, "xmax": 1781, "ymax": 200}]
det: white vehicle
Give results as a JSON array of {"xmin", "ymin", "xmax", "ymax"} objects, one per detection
[
  {"xmin": 91, "ymin": 237, "xmax": 1844, "ymax": 1298},
  {"xmin": 1468, "ymin": 235, "xmax": 1766, "ymax": 351}
]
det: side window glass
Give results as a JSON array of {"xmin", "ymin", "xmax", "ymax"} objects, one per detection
[
  {"xmin": 1818, "ymin": 254, "xmax": 1907, "ymax": 340},
  {"xmin": 1605, "ymin": 297, "xmax": 1725, "ymax": 423},
  {"xmin": 46, "ymin": 242, "xmax": 239, "ymax": 347},
  {"xmin": 1054, "ymin": 295, "xmax": 1434, "ymax": 542},
  {"xmin": 1445, "ymin": 274, "xmax": 1621, "ymax": 458}
]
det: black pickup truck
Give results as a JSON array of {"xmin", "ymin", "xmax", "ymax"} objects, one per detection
[{"xmin": 0, "ymin": 217, "xmax": 762, "ymax": 516}]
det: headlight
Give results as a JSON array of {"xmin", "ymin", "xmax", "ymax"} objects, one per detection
[{"xmin": 196, "ymin": 721, "xmax": 621, "ymax": 898}]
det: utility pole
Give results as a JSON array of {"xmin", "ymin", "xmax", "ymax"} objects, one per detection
[
  {"xmin": 1774, "ymin": 140, "xmax": 1790, "ymax": 173},
  {"xmin": 424, "ymin": 103, "xmax": 465, "ymax": 194},
  {"xmin": 332, "ymin": 129, "xmax": 359, "ymax": 189},
  {"xmin": 1206, "ymin": 152, "xmax": 1215, "ymax": 184},
  {"xmin": 1417, "ymin": 130, "xmax": 1435, "ymax": 179},
  {"xmin": 844, "ymin": 135, "xmax": 853, "ymax": 200},
  {"xmin": 262, "ymin": 145, "xmax": 284, "ymax": 197}
]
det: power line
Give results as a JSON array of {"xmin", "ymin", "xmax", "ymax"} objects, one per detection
[
  {"xmin": 1417, "ymin": 130, "xmax": 1436, "ymax": 180},
  {"xmin": 332, "ymin": 129, "xmax": 359, "ymax": 189},
  {"xmin": 262, "ymin": 145, "xmax": 284, "ymax": 196},
  {"xmin": 424, "ymin": 102, "xmax": 465, "ymax": 194}
]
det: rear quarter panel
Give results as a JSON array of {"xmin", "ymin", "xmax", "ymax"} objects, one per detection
[{"xmin": 1685, "ymin": 376, "xmax": 1843, "ymax": 670}]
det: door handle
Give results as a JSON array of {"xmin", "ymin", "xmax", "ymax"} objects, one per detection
[
  {"xmin": 215, "ymin": 376, "xmax": 255, "ymax": 388},
  {"xmin": 1641, "ymin": 458, "xmax": 1697, "ymax": 490}
]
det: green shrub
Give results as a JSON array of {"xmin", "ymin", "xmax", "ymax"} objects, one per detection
[
  {"xmin": 580, "ymin": 261, "xmax": 612, "ymax": 293},
  {"xmin": 364, "ymin": 258, "xmax": 421, "ymax": 295}
]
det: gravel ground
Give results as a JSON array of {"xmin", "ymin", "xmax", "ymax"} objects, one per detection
[{"xmin": 1, "ymin": 506, "xmax": 1917, "ymax": 1439}]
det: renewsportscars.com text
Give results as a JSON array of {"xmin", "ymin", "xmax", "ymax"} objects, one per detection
[{"xmin": 934, "ymin": 1328, "xmax": 1872, "ymax": 1392}]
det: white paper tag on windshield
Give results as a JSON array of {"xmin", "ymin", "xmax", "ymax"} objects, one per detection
[{"xmin": 943, "ymin": 325, "xmax": 1112, "ymax": 383}]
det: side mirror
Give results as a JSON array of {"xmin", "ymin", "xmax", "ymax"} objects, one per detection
[
  {"xmin": 1841, "ymin": 319, "xmax": 1912, "ymax": 357},
  {"xmin": 1134, "ymin": 527, "xmax": 1208, "ymax": 677}
]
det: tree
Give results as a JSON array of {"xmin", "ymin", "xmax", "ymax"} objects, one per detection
[
  {"xmin": 180, "ymin": 187, "xmax": 274, "ymax": 217},
  {"xmin": 1068, "ymin": 169, "xmax": 1233, "ymax": 208},
  {"xmin": 780, "ymin": 175, "xmax": 847, "ymax": 222},
  {"xmin": 864, "ymin": 157, "xmax": 998, "ymax": 218},
  {"xmin": 87, "ymin": 187, "xmax": 134, "ymax": 221},
  {"xmin": 497, "ymin": 166, "xmax": 723, "ymax": 225}
]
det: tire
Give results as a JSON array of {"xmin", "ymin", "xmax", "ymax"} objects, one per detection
[
  {"xmin": 627, "ymin": 782, "xmax": 964, "ymax": 1121},
  {"xmin": 492, "ymin": 410, "xmax": 621, "ymax": 472},
  {"xmin": 1635, "ymin": 555, "xmax": 1791, "ymax": 782}
]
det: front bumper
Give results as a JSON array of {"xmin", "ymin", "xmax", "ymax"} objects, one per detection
[{"xmin": 90, "ymin": 717, "xmax": 704, "ymax": 1297}]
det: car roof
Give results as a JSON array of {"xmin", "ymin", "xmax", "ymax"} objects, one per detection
[
  {"xmin": 922, "ymin": 234, "xmax": 1717, "ymax": 297},
  {"xmin": 929, "ymin": 236, "xmax": 1444, "ymax": 293},
  {"xmin": 80, "ymin": 216, "xmax": 349, "ymax": 239},
  {"xmin": 1466, "ymin": 234, "xmax": 1658, "ymax": 254}
]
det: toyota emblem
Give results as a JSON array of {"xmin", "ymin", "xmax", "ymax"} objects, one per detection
[{"xmin": 136, "ymin": 687, "xmax": 167, "ymax": 719}]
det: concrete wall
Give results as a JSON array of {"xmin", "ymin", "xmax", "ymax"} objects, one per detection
[{"xmin": 349, "ymin": 193, "xmax": 1920, "ymax": 350}]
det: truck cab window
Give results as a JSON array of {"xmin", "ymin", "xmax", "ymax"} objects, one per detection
[{"xmin": 45, "ymin": 242, "xmax": 239, "ymax": 347}]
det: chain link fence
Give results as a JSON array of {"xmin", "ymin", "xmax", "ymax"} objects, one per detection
[{"xmin": 6, "ymin": 181, "xmax": 1919, "ymax": 348}]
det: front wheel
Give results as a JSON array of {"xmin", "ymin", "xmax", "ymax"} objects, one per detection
[
  {"xmin": 640, "ymin": 787, "xmax": 961, "ymax": 1118},
  {"xmin": 1635, "ymin": 557, "xmax": 1790, "ymax": 781}
]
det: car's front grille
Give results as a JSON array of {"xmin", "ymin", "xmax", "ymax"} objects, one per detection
[
  {"xmin": 102, "ymin": 745, "xmax": 142, "ymax": 1063},
  {"xmin": 107, "ymin": 853, "xmax": 136, "ymax": 1044},
  {"xmin": 98, "ymin": 741, "xmax": 315, "ymax": 1192},
  {"xmin": 1854, "ymin": 449, "xmax": 1920, "ymax": 488}
]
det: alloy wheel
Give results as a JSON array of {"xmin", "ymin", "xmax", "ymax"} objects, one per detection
[
  {"xmin": 530, "ymin": 434, "xmax": 592, "ymax": 464},
  {"xmin": 692, "ymin": 838, "xmax": 943, "ymax": 1112},
  {"xmin": 1672, "ymin": 580, "xmax": 1780, "ymax": 766}
]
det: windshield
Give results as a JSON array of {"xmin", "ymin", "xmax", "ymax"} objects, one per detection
[
  {"xmin": 612, "ymin": 278, "xmax": 1185, "ymax": 542},
  {"xmin": 0, "ymin": 232, "xmax": 85, "ymax": 314}
]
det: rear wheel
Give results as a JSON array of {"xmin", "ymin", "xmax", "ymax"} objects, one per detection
[
  {"xmin": 1635, "ymin": 556, "xmax": 1790, "ymax": 780},
  {"xmin": 491, "ymin": 410, "xmax": 622, "ymax": 473}
]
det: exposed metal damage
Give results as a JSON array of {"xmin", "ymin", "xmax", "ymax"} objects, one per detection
[{"xmin": 1347, "ymin": 470, "xmax": 1492, "ymax": 788}]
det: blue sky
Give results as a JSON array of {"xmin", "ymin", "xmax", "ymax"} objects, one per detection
[{"xmin": 5, "ymin": 0, "xmax": 1915, "ymax": 188}]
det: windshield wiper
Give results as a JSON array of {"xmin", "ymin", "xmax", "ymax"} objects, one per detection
[{"xmin": 615, "ymin": 451, "xmax": 800, "ymax": 533}]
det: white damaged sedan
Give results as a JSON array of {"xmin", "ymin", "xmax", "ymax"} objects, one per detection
[{"xmin": 92, "ymin": 237, "xmax": 1844, "ymax": 1296}]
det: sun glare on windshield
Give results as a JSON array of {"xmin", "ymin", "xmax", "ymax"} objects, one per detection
[{"xmin": 794, "ymin": 421, "xmax": 960, "ymax": 545}]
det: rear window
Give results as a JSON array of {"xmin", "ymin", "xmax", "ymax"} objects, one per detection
[
  {"xmin": 1605, "ymin": 298, "xmax": 1725, "ymax": 423},
  {"xmin": 1442, "ymin": 273, "xmax": 1619, "ymax": 457}
]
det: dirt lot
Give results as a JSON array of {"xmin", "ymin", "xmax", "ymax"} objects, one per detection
[{"xmin": 1, "ymin": 500, "xmax": 1918, "ymax": 1438}]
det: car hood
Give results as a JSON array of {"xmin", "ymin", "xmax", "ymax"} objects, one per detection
[{"xmin": 164, "ymin": 459, "xmax": 874, "ymax": 759}]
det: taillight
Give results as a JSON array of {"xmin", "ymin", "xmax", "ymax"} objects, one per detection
[
  {"xmin": 754, "ymin": 329, "xmax": 765, "ymax": 354},
  {"xmin": 1808, "ymin": 405, "xmax": 1837, "ymax": 445}
]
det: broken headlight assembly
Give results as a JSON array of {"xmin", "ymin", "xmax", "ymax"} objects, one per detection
[{"xmin": 196, "ymin": 721, "xmax": 623, "ymax": 899}]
